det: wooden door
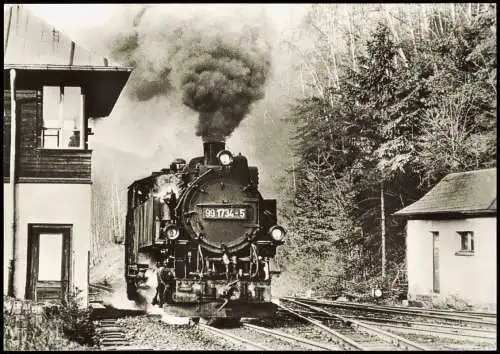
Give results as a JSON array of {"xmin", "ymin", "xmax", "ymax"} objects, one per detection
[
  {"xmin": 26, "ymin": 224, "xmax": 72, "ymax": 302},
  {"xmin": 432, "ymin": 232, "xmax": 440, "ymax": 293}
]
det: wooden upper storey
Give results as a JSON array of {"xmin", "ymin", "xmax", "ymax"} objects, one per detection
[
  {"xmin": 3, "ymin": 5, "xmax": 132, "ymax": 184},
  {"xmin": 3, "ymin": 67, "xmax": 131, "ymax": 184},
  {"xmin": 4, "ymin": 88, "xmax": 92, "ymax": 183}
]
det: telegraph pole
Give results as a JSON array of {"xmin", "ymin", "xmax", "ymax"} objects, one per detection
[{"xmin": 381, "ymin": 182, "xmax": 386, "ymax": 278}]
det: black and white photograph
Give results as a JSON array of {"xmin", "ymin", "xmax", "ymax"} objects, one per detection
[{"xmin": 3, "ymin": 3, "xmax": 496, "ymax": 351}]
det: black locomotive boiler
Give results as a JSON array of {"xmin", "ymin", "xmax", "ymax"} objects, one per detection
[{"xmin": 124, "ymin": 140, "xmax": 286, "ymax": 321}]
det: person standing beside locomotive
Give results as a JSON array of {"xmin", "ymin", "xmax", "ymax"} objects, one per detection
[{"xmin": 152, "ymin": 259, "xmax": 174, "ymax": 307}]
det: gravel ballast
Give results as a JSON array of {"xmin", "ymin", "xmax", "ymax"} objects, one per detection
[{"xmin": 115, "ymin": 315, "xmax": 244, "ymax": 350}]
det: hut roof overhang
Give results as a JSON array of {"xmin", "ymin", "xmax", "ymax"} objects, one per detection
[{"xmin": 393, "ymin": 168, "xmax": 497, "ymax": 219}]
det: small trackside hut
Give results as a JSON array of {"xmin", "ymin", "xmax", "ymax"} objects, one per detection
[
  {"xmin": 3, "ymin": 5, "xmax": 132, "ymax": 305},
  {"xmin": 394, "ymin": 168, "xmax": 496, "ymax": 307}
]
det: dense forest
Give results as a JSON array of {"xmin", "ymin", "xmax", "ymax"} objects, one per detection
[
  {"xmin": 273, "ymin": 3, "xmax": 497, "ymax": 297},
  {"xmin": 90, "ymin": 4, "xmax": 496, "ymax": 298}
]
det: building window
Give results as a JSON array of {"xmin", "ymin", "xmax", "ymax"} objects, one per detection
[
  {"xmin": 42, "ymin": 86, "xmax": 84, "ymax": 149},
  {"xmin": 456, "ymin": 231, "xmax": 474, "ymax": 256}
]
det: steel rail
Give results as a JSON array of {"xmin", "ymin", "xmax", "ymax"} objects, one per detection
[
  {"xmin": 292, "ymin": 297, "xmax": 496, "ymax": 318},
  {"xmin": 284, "ymin": 298, "xmax": 429, "ymax": 351},
  {"xmin": 289, "ymin": 297, "xmax": 496, "ymax": 325},
  {"xmin": 342, "ymin": 315, "xmax": 497, "ymax": 335},
  {"xmin": 292, "ymin": 296, "xmax": 497, "ymax": 321},
  {"xmin": 277, "ymin": 303, "xmax": 365, "ymax": 350},
  {"xmin": 287, "ymin": 311, "xmax": 496, "ymax": 334},
  {"xmin": 242, "ymin": 323, "xmax": 339, "ymax": 351},
  {"xmin": 198, "ymin": 323, "xmax": 270, "ymax": 350},
  {"xmin": 370, "ymin": 322, "xmax": 497, "ymax": 342}
]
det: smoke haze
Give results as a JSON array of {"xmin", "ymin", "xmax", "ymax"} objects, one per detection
[
  {"xmin": 83, "ymin": 4, "xmax": 310, "ymax": 195},
  {"xmin": 108, "ymin": 5, "xmax": 272, "ymax": 141}
]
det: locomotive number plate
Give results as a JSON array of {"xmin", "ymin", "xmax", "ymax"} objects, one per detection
[{"xmin": 203, "ymin": 207, "xmax": 247, "ymax": 220}]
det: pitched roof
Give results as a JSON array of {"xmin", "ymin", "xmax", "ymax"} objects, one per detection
[
  {"xmin": 4, "ymin": 4, "xmax": 123, "ymax": 68},
  {"xmin": 394, "ymin": 168, "xmax": 497, "ymax": 217},
  {"xmin": 4, "ymin": 5, "xmax": 133, "ymax": 118}
]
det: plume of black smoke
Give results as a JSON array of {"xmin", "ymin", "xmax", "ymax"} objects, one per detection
[
  {"xmin": 108, "ymin": 5, "xmax": 271, "ymax": 140},
  {"xmin": 178, "ymin": 27, "xmax": 271, "ymax": 140}
]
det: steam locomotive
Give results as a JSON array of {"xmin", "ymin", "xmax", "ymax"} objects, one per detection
[{"xmin": 124, "ymin": 140, "xmax": 286, "ymax": 321}]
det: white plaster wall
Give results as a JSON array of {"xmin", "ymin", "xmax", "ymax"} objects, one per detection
[
  {"xmin": 11, "ymin": 183, "xmax": 91, "ymax": 305},
  {"xmin": 407, "ymin": 217, "xmax": 496, "ymax": 305}
]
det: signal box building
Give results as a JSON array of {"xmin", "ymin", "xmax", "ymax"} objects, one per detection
[
  {"xmin": 394, "ymin": 168, "xmax": 496, "ymax": 307},
  {"xmin": 3, "ymin": 5, "xmax": 132, "ymax": 304}
]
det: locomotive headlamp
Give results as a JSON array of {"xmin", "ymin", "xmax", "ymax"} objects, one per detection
[
  {"xmin": 269, "ymin": 225, "xmax": 286, "ymax": 242},
  {"xmin": 165, "ymin": 225, "xmax": 180, "ymax": 240},
  {"xmin": 216, "ymin": 150, "xmax": 234, "ymax": 166}
]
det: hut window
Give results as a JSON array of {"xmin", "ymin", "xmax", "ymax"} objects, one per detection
[
  {"xmin": 456, "ymin": 231, "xmax": 474, "ymax": 255},
  {"xmin": 41, "ymin": 86, "xmax": 84, "ymax": 149}
]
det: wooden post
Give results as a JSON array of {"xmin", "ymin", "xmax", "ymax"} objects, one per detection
[
  {"xmin": 79, "ymin": 91, "xmax": 85, "ymax": 148},
  {"xmin": 59, "ymin": 86, "xmax": 64, "ymax": 147},
  {"xmin": 381, "ymin": 182, "xmax": 386, "ymax": 278}
]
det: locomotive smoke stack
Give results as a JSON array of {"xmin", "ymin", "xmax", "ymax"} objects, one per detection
[{"xmin": 203, "ymin": 137, "xmax": 225, "ymax": 166}]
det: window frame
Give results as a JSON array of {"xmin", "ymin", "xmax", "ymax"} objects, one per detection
[
  {"xmin": 456, "ymin": 231, "xmax": 475, "ymax": 256},
  {"xmin": 40, "ymin": 85, "xmax": 85, "ymax": 150}
]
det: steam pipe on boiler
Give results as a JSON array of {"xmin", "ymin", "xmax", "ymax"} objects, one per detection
[{"xmin": 8, "ymin": 69, "xmax": 17, "ymax": 297}]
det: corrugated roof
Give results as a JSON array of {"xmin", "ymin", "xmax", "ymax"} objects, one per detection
[
  {"xmin": 4, "ymin": 4, "xmax": 123, "ymax": 68},
  {"xmin": 394, "ymin": 168, "xmax": 497, "ymax": 216}
]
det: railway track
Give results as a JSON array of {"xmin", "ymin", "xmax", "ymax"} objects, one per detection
[
  {"xmin": 279, "ymin": 298, "xmax": 428, "ymax": 350},
  {"xmin": 89, "ymin": 283, "xmax": 114, "ymax": 304},
  {"xmin": 96, "ymin": 318, "xmax": 132, "ymax": 350},
  {"xmin": 197, "ymin": 320, "xmax": 342, "ymax": 350},
  {"xmin": 89, "ymin": 283, "xmax": 114, "ymax": 293},
  {"xmin": 242, "ymin": 322, "xmax": 340, "ymax": 350},
  {"xmin": 282, "ymin": 297, "xmax": 496, "ymax": 350},
  {"xmin": 86, "ymin": 284, "xmax": 494, "ymax": 351},
  {"xmin": 289, "ymin": 297, "xmax": 496, "ymax": 329},
  {"xmin": 91, "ymin": 302, "xmax": 151, "ymax": 350},
  {"xmin": 292, "ymin": 297, "xmax": 496, "ymax": 322},
  {"xmin": 286, "ymin": 309, "xmax": 496, "ymax": 340},
  {"xmin": 301, "ymin": 296, "xmax": 496, "ymax": 317},
  {"xmin": 198, "ymin": 322, "xmax": 271, "ymax": 350},
  {"xmin": 89, "ymin": 284, "xmax": 154, "ymax": 350},
  {"xmin": 342, "ymin": 314, "xmax": 496, "ymax": 340}
]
